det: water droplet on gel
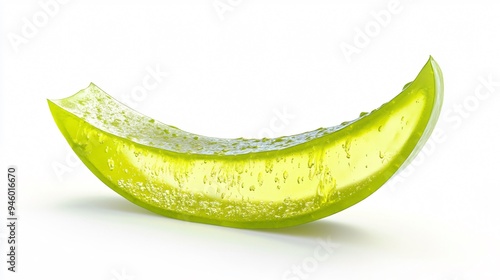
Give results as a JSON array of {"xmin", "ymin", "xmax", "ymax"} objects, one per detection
[
  {"xmin": 308, "ymin": 169, "xmax": 315, "ymax": 180},
  {"xmin": 258, "ymin": 172, "xmax": 264, "ymax": 186},
  {"xmin": 235, "ymin": 165, "xmax": 244, "ymax": 175},
  {"xmin": 265, "ymin": 161, "xmax": 273, "ymax": 173},
  {"xmin": 308, "ymin": 157, "xmax": 315, "ymax": 168},
  {"xmin": 107, "ymin": 159, "xmax": 115, "ymax": 171},
  {"xmin": 359, "ymin": 111, "xmax": 368, "ymax": 117},
  {"xmin": 379, "ymin": 151, "xmax": 385, "ymax": 159},
  {"xmin": 249, "ymin": 186, "xmax": 256, "ymax": 191},
  {"xmin": 283, "ymin": 171, "xmax": 289, "ymax": 181},
  {"xmin": 378, "ymin": 125, "xmax": 383, "ymax": 132},
  {"xmin": 98, "ymin": 133, "xmax": 105, "ymax": 144},
  {"xmin": 342, "ymin": 139, "xmax": 352, "ymax": 159}
]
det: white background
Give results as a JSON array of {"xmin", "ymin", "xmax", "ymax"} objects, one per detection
[{"xmin": 1, "ymin": 0, "xmax": 500, "ymax": 279}]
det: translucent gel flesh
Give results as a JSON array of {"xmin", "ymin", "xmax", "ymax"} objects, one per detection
[{"xmin": 48, "ymin": 57, "xmax": 443, "ymax": 228}]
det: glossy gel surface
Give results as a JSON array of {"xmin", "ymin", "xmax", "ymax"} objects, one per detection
[{"xmin": 48, "ymin": 57, "xmax": 443, "ymax": 228}]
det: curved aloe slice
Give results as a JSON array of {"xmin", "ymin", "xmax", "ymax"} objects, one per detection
[{"xmin": 48, "ymin": 57, "xmax": 443, "ymax": 228}]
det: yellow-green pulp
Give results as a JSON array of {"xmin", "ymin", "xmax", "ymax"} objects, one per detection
[{"xmin": 48, "ymin": 57, "xmax": 443, "ymax": 228}]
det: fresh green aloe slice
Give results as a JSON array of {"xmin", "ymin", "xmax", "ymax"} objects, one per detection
[{"xmin": 48, "ymin": 57, "xmax": 443, "ymax": 228}]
